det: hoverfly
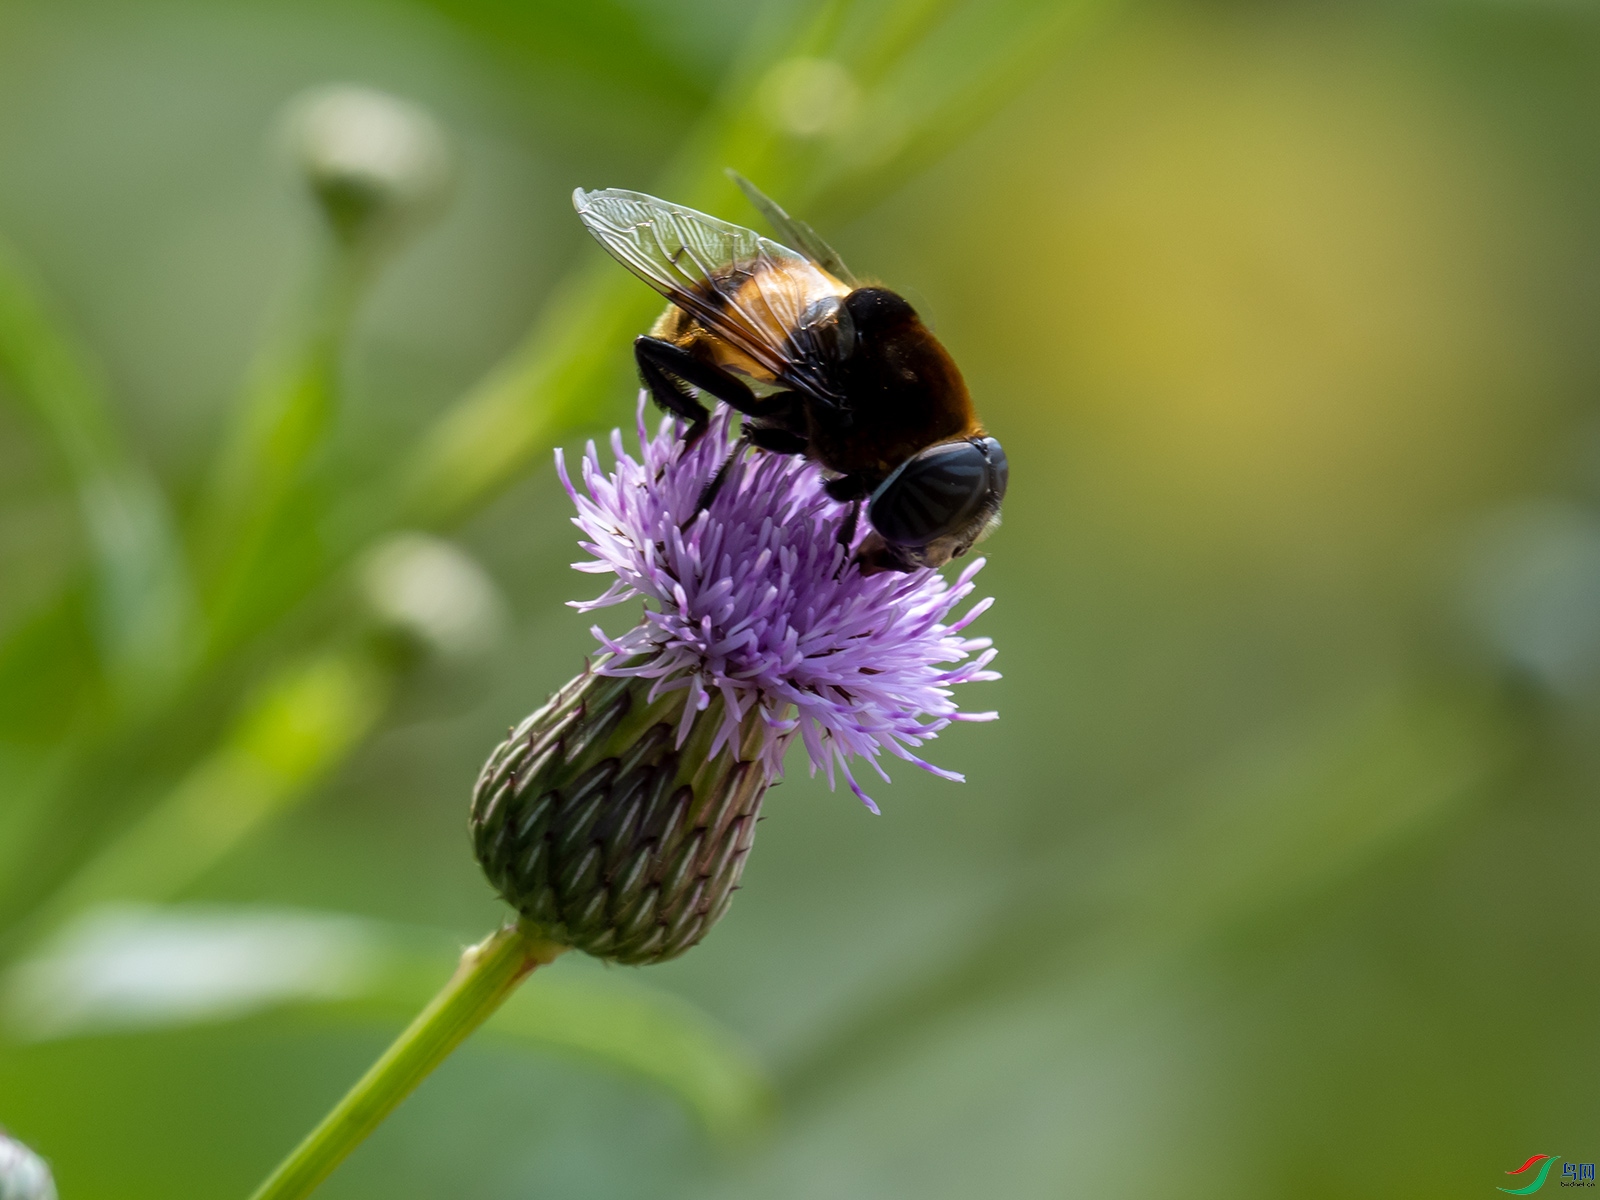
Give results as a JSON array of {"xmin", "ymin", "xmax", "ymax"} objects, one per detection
[{"xmin": 573, "ymin": 174, "xmax": 1007, "ymax": 574}]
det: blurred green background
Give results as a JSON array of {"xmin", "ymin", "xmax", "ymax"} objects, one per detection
[{"xmin": 1, "ymin": 0, "xmax": 1598, "ymax": 1196}]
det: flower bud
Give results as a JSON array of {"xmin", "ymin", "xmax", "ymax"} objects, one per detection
[
  {"xmin": 1461, "ymin": 500, "xmax": 1600, "ymax": 696},
  {"xmin": 470, "ymin": 660, "xmax": 766, "ymax": 965},
  {"xmin": 359, "ymin": 532, "xmax": 507, "ymax": 662},
  {"xmin": 0, "ymin": 1132, "xmax": 57, "ymax": 1200},
  {"xmin": 286, "ymin": 85, "xmax": 453, "ymax": 247}
]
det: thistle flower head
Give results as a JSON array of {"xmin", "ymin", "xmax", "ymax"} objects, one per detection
[
  {"xmin": 559, "ymin": 402, "xmax": 999, "ymax": 810},
  {"xmin": 471, "ymin": 401, "xmax": 998, "ymax": 963}
]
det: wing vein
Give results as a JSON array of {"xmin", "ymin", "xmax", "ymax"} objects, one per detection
[{"xmin": 574, "ymin": 188, "xmax": 849, "ymax": 395}]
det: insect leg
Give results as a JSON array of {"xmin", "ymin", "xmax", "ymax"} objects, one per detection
[
  {"xmin": 636, "ymin": 336, "xmax": 769, "ymax": 444},
  {"xmin": 739, "ymin": 389, "xmax": 809, "ymax": 454},
  {"xmin": 635, "ymin": 337, "xmax": 714, "ymax": 441},
  {"xmin": 829, "ymin": 499, "xmax": 863, "ymax": 580},
  {"xmin": 636, "ymin": 338, "xmax": 760, "ymax": 408},
  {"xmin": 730, "ymin": 388, "xmax": 802, "ymax": 419},
  {"xmin": 854, "ymin": 538, "xmax": 917, "ymax": 576},
  {"xmin": 823, "ymin": 473, "xmax": 873, "ymax": 503},
  {"xmin": 746, "ymin": 425, "xmax": 808, "ymax": 454},
  {"xmin": 837, "ymin": 498, "xmax": 862, "ymax": 547},
  {"xmin": 693, "ymin": 436, "xmax": 747, "ymax": 517}
]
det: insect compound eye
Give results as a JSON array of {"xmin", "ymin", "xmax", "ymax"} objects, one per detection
[{"xmin": 868, "ymin": 437, "xmax": 1007, "ymax": 549}]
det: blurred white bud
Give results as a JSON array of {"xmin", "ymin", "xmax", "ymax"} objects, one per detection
[
  {"xmin": 359, "ymin": 533, "xmax": 507, "ymax": 661},
  {"xmin": 759, "ymin": 58, "xmax": 860, "ymax": 138},
  {"xmin": 285, "ymin": 85, "xmax": 454, "ymax": 245},
  {"xmin": 1461, "ymin": 499, "xmax": 1600, "ymax": 694},
  {"xmin": 0, "ymin": 1133, "xmax": 56, "ymax": 1200}
]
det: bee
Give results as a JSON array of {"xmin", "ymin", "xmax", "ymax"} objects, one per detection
[{"xmin": 573, "ymin": 175, "xmax": 1007, "ymax": 574}]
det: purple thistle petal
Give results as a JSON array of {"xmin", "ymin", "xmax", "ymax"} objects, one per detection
[{"xmin": 560, "ymin": 398, "xmax": 1000, "ymax": 808}]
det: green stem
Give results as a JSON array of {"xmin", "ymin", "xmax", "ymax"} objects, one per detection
[{"xmin": 246, "ymin": 920, "xmax": 566, "ymax": 1200}]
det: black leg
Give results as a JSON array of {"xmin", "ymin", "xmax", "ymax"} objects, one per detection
[
  {"xmin": 637, "ymin": 338, "xmax": 811, "ymax": 422},
  {"xmin": 636, "ymin": 335, "xmax": 770, "ymax": 432},
  {"xmin": 746, "ymin": 425, "xmax": 809, "ymax": 455},
  {"xmin": 636, "ymin": 337, "xmax": 762, "ymax": 407},
  {"xmin": 736, "ymin": 388, "xmax": 806, "ymax": 423},
  {"xmin": 693, "ymin": 436, "xmax": 746, "ymax": 517},
  {"xmin": 635, "ymin": 338, "xmax": 714, "ymax": 440},
  {"xmin": 855, "ymin": 535, "xmax": 917, "ymax": 575},
  {"xmin": 831, "ymin": 500, "xmax": 863, "ymax": 580},
  {"xmin": 838, "ymin": 498, "xmax": 861, "ymax": 552},
  {"xmin": 824, "ymin": 473, "xmax": 872, "ymax": 503}
]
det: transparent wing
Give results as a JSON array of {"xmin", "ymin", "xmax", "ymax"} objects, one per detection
[
  {"xmin": 574, "ymin": 188, "xmax": 848, "ymax": 391},
  {"xmin": 727, "ymin": 171, "xmax": 858, "ymax": 286}
]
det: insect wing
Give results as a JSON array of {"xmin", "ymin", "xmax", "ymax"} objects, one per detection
[
  {"xmin": 574, "ymin": 188, "xmax": 846, "ymax": 395},
  {"xmin": 727, "ymin": 170, "xmax": 858, "ymax": 286}
]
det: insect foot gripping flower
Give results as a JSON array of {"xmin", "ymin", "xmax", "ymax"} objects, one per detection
[
  {"xmin": 471, "ymin": 402, "xmax": 1000, "ymax": 965},
  {"xmin": 0, "ymin": 1131, "xmax": 57, "ymax": 1200}
]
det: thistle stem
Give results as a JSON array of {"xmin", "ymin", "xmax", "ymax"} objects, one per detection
[{"xmin": 246, "ymin": 920, "xmax": 566, "ymax": 1200}]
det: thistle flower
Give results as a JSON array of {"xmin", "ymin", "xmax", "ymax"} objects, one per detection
[
  {"xmin": 471, "ymin": 402, "xmax": 998, "ymax": 964},
  {"xmin": 0, "ymin": 1132, "xmax": 56, "ymax": 1200}
]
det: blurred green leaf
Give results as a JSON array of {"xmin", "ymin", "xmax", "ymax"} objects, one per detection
[
  {"xmin": 3, "ymin": 903, "xmax": 771, "ymax": 1142},
  {"xmin": 413, "ymin": 0, "xmax": 720, "ymax": 113},
  {"xmin": 0, "ymin": 238, "xmax": 195, "ymax": 708},
  {"xmin": 15, "ymin": 648, "xmax": 391, "ymax": 952},
  {"xmin": 197, "ymin": 254, "xmax": 368, "ymax": 658},
  {"xmin": 201, "ymin": 82, "xmax": 458, "ymax": 656},
  {"xmin": 0, "ymin": 594, "xmax": 98, "ymax": 747}
]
